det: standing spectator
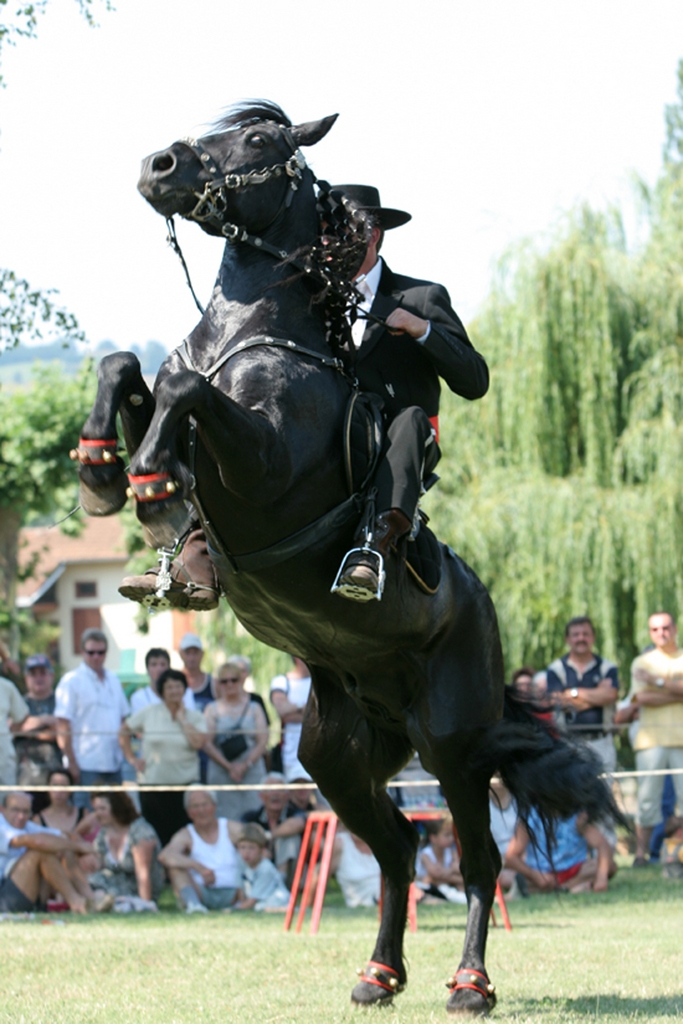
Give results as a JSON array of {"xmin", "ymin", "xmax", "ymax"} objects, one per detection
[
  {"xmin": 178, "ymin": 634, "xmax": 214, "ymax": 710},
  {"xmin": 159, "ymin": 788, "xmax": 242, "ymax": 913},
  {"xmin": 120, "ymin": 669, "xmax": 206, "ymax": 847},
  {"xmin": 14, "ymin": 655, "xmax": 61, "ymax": 799},
  {"xmin": 130, "ymin": 648, "xmax": 196, "ymax": 714},
  {"xmin": 0, "ymin": 666, "xmax": 28, "ymax": 787},
  {"xmin": 204, "ymin": 663, "xmax": 268, "ymax": 821},
  {"xmin": 234, "ymin": 823, "xmax": 290, "ymax": 911},
  {"xmin": 627, "ymin": 611, "xmax": 683, "ymax": 865},
  {"xmin": 54, "ymin": 629, "xmax": 130, "ymax": 807},
  {"xmin": 546, "ymin": 617, "xmax": 619, "ymax": 772},
  {"xmin": 270, "ymin": 657, "xmax": 312, "ymax": 782},
  {"xmin": 242, "ymin": 772, "xmax": 307, "ymax": 882}
]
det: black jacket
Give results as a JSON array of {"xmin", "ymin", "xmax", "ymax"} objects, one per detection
[{"xmin": 354, "ymin": 261, "xmax": 489, "ymax": 421}]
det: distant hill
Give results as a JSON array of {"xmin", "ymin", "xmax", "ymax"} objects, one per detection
[{"xmin": 0, "ymin": 339, "xmax": 169, "ymax": 384}]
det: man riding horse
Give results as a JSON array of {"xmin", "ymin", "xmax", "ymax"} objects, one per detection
[{"xmin": 119, "ymin": 184, "xmax": 488, "ymax": 608}]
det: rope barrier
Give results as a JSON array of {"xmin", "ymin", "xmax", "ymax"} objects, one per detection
[{"xmin": 1, "ymin": 767, "xmax": 682, "ymax": 794}]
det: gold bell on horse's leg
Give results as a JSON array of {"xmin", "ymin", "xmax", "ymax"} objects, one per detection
[
  {"xmin": 69, "ymin": 449, "xmax": 79, "ymax": 460},
  {"xmin": 102, "ymin": 449, "xmax": 114, "ymax": 462}
]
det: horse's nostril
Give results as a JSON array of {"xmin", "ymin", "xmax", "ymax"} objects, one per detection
[{"xmin": 152, "ymin": 152, "xmax": 175, "ymax": 174}]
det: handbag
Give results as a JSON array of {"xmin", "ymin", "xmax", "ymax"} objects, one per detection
[{"xmin": 219, "ymin": 703, "xmax": 249, "ymax": 762}]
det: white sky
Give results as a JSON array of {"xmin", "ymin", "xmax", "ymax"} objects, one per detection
[{"xmin": 0, "ymin": 0, "xmax": 682, "ymax": 352}]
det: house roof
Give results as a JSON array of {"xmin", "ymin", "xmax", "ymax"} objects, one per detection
[{"xmin": 17, "ymin": 516, "xmax": 129, "ymax": 605}]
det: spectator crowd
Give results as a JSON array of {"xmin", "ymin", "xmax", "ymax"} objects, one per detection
[{"xmin": 1, "ymin": 608, "xmax": 683, "ymax": 916}]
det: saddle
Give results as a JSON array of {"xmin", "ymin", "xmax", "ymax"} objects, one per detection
[{"xmin": 342, "ymin": 390, "xmax": 442, "ymax": 596}]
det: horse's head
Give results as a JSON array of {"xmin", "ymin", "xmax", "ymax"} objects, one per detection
[{"xmin": 138, "ymin": 101, "xmax": 337, "ymax": 238}]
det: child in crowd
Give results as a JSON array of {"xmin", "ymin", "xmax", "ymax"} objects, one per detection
[
  {"xmin": 233, "ymin": 824, "xmax": 290, "ymax": 911},
  {"xmin": 415, "ymin": 816, "xmax": 467, "ymax": 904}
]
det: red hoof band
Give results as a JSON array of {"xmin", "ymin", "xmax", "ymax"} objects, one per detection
[
  {"xmin": 127, "ymin": 472, "xmax": 178, "ymax": 503},
  {"xmin": 357, "ymin": 961, "xmax": 403, "ymax": 994},
  {"xmin": 71, "ymin": 438, "xmax": 119, "ymax": 466},
  {"xmin": 447, "ymin": 968, "xmax": 495, "ymax": 1000}
]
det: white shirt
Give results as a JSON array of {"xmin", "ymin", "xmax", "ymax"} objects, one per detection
[
  {"xmin": 0, "ymin": 676, "xmax": 29, "ymax": 785},
  {"xmin": 130, "ymin": 685, "xmax": 196, "ymax": 715},
  {"xmin": 0, "ymin": 816, "xmax": 59, "ymax": 879},
  {"xmin": 270, "ymin": 673, "xmax": 312, "ymax": 779},
  {"xmin": 351, "ymin": 257, "xmax": 384, "ymax": 347},
  {"xmin": 55, "ymin": 662, "xmax": 130, "ymax": 773}
]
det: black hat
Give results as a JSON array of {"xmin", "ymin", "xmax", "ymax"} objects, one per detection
[{"xmin": 331, "ymin": 184, "xmax": 411, "ymax": 230}]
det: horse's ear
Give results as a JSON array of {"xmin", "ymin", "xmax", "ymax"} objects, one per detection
[{"xmin": 291, "ymin": 114, "xmax": 338, "ymax": 148}]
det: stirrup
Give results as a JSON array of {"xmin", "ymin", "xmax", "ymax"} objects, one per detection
[{"xmin": 330, "ymin": 547, "xmax": 385, "ymax": 603}]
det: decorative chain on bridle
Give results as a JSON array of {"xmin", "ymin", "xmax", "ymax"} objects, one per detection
[{"xmin": 165, "ymin": 122, "xmax": 373, "ymax": 356}]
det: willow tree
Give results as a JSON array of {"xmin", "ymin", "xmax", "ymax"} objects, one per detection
[{"xmin": 427, "ymin": 75, "xmax": 683, "ymax": 679}]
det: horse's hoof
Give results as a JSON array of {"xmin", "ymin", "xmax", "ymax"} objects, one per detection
[
  {"xmin": 351, "ymin": 963, "xmax": 404, "ymax": 1008},
  {"xmin": 136, "ymin": 498, "xmax": 190, "ymax": 550},
  {"xmin": 79, "ymin": 471, "xmax": 128, "ymax": 516},
  {"xmin": 446, "ymin": 969, "xmax": 496, "ymax": 1017}
]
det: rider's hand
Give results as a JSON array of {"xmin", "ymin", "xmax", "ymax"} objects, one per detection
[{"xmin": 384, "ymin": 308, "xmax": 429, "ymax": 339}]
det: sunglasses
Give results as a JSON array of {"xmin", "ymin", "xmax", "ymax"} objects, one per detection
[
  {"xmin": 218, "ymin": 676, "xmax": 240, "ymax": 683},
  {"xmin": 84, "ymin": 649, "xmax": 107, "ymax": 656}
]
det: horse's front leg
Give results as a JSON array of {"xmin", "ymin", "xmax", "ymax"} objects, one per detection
[
  {"xmin": 128, "ymin": 369, "xmax": 289, "ymax": 548},
  {"xmin": 299, "ymin": 675, "xmax": 416, "ymax": 1007},
  {"xmin": 77, "ymin": 351, "xmax": 155, "ymax": 516}
]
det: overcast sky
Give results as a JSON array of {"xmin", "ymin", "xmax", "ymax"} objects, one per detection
[{"xmin": 1, "ymin": 0, "xmax": 682, "ymax": 353}]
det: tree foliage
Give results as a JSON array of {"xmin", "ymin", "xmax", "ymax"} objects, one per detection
[{"xmin": 428, "ymin": 64, "xmax": 683, "ymax": 680}]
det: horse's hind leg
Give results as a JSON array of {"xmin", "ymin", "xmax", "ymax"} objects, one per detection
[
  {"xmin": 299, "ymin": 674, "xmax": 417, "ymax": 1006},
  {"xmin": 78, "ymin": 352, "xmax": 155, "ymax": 515}
]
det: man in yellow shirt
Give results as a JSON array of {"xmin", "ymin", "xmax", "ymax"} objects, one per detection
[{"xmin": 627, "ymin": 612, "xmax": 683, "ymax": 865}]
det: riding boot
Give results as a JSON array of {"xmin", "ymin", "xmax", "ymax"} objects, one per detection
[
  {"xmin": 118, "ymin": 529, "xmax": 220, "ymax": 611},
  {"xmin": 333, "ymin": 509, "xmax": 412, "ymax": 603}
]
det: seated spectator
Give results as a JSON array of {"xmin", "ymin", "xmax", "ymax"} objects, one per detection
[
  {"xmin": 0, "ymin": 791, "xmax": 110, "ymax": 914},
  {"xmin": 288, "ymin": 777, "xmax": 317, "ymax": 813},
  {"xmin": 204, "ymin": 661, "xmax": 268, "ymax": 821},
  {"xmin": 488, "ymin": 776, "xmax": 521, "ymax": 895},
  {"xmin": 242, "ymin": 772, "xmax": 307, "ymax": 883},
  {"xmin": 415, "ymin": 816, "xmax": 467, "ymax": 904},
  {"xmin": 34, "ymin": 768, "xmax": 99, "ymax": 874},
  {"xmin": 661, "ymin": 814, "xmax": 683, "ymax": 879},
  {"xmin": 159, "ymin": 788, "xmax": 242, "ymax": 913},
  {"xmin": 505, "ymin": 810, "xmax": 616, "ymax": 894},
  {"xmin": 233, "ymin": 823, "xmax": 290, "ymax": 911},
  {"xmin": 88, "ymin": 791, "xmax": 163, "ymax": 907},
  {"xmin": 0, "ymin": 668, "xmax": 28, "ymax": 787},
  {"xmin": 510, "ymin": 666, "xmax": 536, "ymax": 699},
  {"xmin": 13, "ymin": 655, "xmax": 61, "ymax": 803},
  {"xmin": 120, "ymin": 668, "xmax": 207, "ymax": 847},
  {"xmin": 330, "ymin": 827, "xmax": 381, "ymax": 908},
  {"xmin": 270, "ymin": 657, "xmax": 312, "ymax": 782},
  {"xmin": 130, "ymin": 648, "xmax": 196, "ymax": 713}
]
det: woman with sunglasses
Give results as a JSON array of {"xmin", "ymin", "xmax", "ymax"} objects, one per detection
[{"xmin": 204, "ymin": 659, "xmax": 268, "ymax": 820}]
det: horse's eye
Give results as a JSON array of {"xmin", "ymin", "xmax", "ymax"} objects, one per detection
[{"xmin": 249, "ymin": 134, "xmax": 265, "ymax": 148}]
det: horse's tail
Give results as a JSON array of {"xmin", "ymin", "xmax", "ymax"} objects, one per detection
[{"xmin": 478, "ymin": 687, "xmax": 628, "ymax": 842}]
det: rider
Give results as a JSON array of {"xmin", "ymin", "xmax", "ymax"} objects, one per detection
[{"xmin": 119, "ymin": 185, "xmax": 488, "ymax": 607}]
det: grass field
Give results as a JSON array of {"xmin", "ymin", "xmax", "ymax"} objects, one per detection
[{"xmin": 2, "ymin": 863, "xmax": 681, "ymax": 1024}]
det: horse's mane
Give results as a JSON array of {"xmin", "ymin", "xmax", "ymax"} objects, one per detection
[{"xmin": 212, "ymin": 100, "xmax": 292, "ymax": 134}]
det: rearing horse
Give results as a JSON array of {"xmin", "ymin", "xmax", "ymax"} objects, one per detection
[{"xmin": 76, "ymin": 101, "xmax": 619, "ymax": 1016}]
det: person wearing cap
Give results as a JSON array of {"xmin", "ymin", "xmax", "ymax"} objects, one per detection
[
  {"xmin": 330, "ymin": 184, "xmax": 489, "ymax": 600},
  {"xmin": 177, "ymin": 633, "xmax": 215, "ymax": 710},
  {"xmin": 0, "ymin": 663, "xmax": 29, "ymax": 787},
  {"xmin": 14, "ymin": 654, "xmax": 62, "ymax": 797}
]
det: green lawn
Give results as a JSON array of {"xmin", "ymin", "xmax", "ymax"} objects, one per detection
[{"xmin": 1, "ymin": 864, "xmax": 681, "ymax": 1023}]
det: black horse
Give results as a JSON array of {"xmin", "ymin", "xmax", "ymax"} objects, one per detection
[{"xmin": 75, "ymin": 102, "xmax": 619, "ymax": 1016}]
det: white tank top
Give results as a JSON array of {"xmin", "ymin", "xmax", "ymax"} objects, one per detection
[{"xmin": 188, "ymin": 818, "xmax": 238, "ymax": 889}]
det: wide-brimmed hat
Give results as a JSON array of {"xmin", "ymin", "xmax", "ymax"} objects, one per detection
[{"xmin": 332, "ymin": 184, "xmax": 411, "ymax": 230}]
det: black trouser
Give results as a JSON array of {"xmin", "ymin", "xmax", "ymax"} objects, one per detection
[
  {"xmin": 139, "ymin": 789, "xmax": 190, "ymax": 849},
  {"xmin": 373, "ymin": 406, "xmax": 440, "ymax": 521}
]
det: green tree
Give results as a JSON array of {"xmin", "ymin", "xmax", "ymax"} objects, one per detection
[
  {"xmin": 428, "ymin": 60, "xmax": 683, "ymax": 683},
  {"xmin": 0, "ymin": 363, "xmax": 96, "ymax": 646}
]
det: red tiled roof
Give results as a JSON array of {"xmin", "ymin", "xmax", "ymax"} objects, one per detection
[{"xmin": 17, "ymin": 516, "xmax": 128, "ymax": 600}]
